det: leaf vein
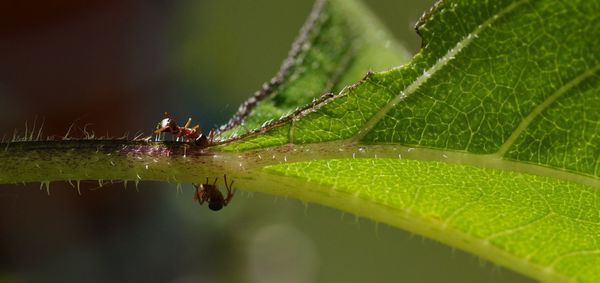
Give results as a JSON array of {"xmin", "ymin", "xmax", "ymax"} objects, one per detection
[
  {"xmin": 496, "ymin": 63, "xmax": 600, "ymax": 157},
  {"xmin": 354, "ymin": 0, "xmax": 529, "ymax": 142}
]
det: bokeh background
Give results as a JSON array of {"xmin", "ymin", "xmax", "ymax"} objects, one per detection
[{"xmin": 0, "ymin": 1, "xmax": 534, "ymax": 282}]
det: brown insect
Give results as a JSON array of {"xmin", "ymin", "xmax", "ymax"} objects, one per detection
[
  {"xmin": 192, "ymin": 175, "xmax": 236, "ymax": 211},
  {"xmin": 154, "ymin": 112, "xmax": 214, "ymax": 146}
]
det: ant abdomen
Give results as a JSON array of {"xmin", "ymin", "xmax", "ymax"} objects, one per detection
[{"xmin": 192, "ymin": 175, "xmax": 235, "ymax": 211}]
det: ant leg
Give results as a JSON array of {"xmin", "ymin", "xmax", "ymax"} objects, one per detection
[
  {"xmin": 192, "ymin": 183, "xmax": 199, "ymax": 201},
  {"xmin": 224, "ymin": 187, "xmax": 235, "ymax": 206},
  {"xmin": 213, "ymin": 177, "xmax": 218, "ymax": 185},
  {"xmin": 208, "ymin": 129, "xmax": 215, "ymax": 143},
  {"xmin": 223, "ymin": 175, "xmax": 235, "ymax": 206},
  {"xmin": 183, "ymin": 118, "xmax": 192, "ymax": 129},
  {"xmin": 223, "ymin": 174, "xmax": 234, "ymax": 193}
]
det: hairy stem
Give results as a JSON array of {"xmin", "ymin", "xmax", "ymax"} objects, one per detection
[{"xmin": 0, "ymin": 140, "xmax": 218, "ymax": 185}]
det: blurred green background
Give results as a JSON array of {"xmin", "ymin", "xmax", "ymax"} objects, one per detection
[{"xmin": 0, "ymin": 1, "xmax": 534, "ymax": 282}]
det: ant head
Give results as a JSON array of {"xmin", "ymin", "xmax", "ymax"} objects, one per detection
[{"xmin": 208, "ymin": 201, "xmax": 223, "ymax": 211}]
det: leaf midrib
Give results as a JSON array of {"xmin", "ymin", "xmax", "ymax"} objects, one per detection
[{"xmin": 231, "ymin": 141, "xmax": 600, "ymax": 189}]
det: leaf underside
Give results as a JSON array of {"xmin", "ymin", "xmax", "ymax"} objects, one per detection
[{"xmin": 217, "ymin": 0, "xmax": 600, "ymax": 282}]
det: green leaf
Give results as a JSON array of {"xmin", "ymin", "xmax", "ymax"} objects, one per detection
[
  {"xmin": 218, "ymin": 0, "xmax": 411, "ymax": 139},
  {"xmin": 216, "ymin": 0, "xmax": 600, "ymax": 282}
]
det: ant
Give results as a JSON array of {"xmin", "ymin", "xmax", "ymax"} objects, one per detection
[
  {"xmin": 192, "ymin": 175, "xmax": 236, "ymax": 211},
  {"xmin": 154, "ymin": 112, "xmax": 214, "ymax": 146}
]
